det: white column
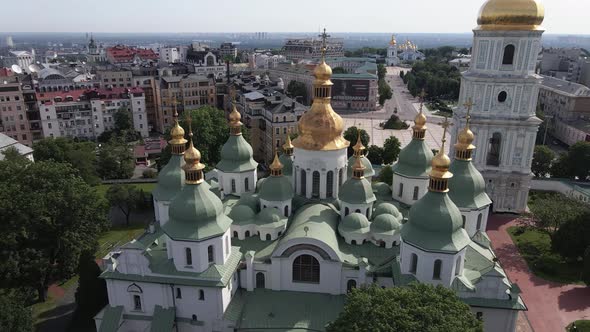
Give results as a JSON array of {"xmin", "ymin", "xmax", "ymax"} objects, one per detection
[
  {"xmin": 319, "ymin": 171, "xmax": 327, "ymax": 199},
  {"xmin": 333, "ymin": 168, "xmax": 339, "ymax": 198}
]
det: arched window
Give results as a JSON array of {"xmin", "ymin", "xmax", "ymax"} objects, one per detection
[
  {"xmin": 245, "ymin": 230, "xmax": 251, "ymax": 237},
  {"xmin": 266, "ymin": 234, "xmax": 271, "ymax": 241},
  {"xmin": 206, "ymin": 55, "xmax": 214, "ymax": 66},
  {"xmin": 185, "ymin": 248, "xmax": 192, "ymax": 266},
  {"xmin": 351, "ymin": 240, "xmax": 357, "ymax": 245},
  {"xmin": 455, "ymin": 257, "xmax": 461, "ymax": 276},
  {"xmin": 176, "ymin": 287, "xmax": 182, "ymax": 298},
  {"xmin": 199, "ymin": 289, "xmax": 204, "ymax": 300},
  {"xmin": 502, "ymin": 45, "xmax": 515, "ymax": 65},
  {"xmin": 133, "ymin": 295, "xmax": 142, "ymax": 311},
  {"xmin": 366, "ymin": 208, "xmax": 370, "ymax": 218},
  {"xmin": 413, "ymin": 186, "xmax": 419, "ymax": 200},
  {"xmin": 326, "ymin": 171, "xmax": 334, "ymax": 198},
  {"xmin": 476, "ymin": 213, "xmax": 483, "ymax": 231},
  {"xmin": 346, "ymin": 279, "xmax": 357, "ymax": 292},
  {"xmin": 300, "ymin": 170, "xmax": 307, "ymax": 195},
  {"xmin": 410, "ymin": 253, "xmax": 418, "ymax": 274},
  {"xmin": 233, "ymin": 231, "xmax": 238, "ymax": 238},
  {"xmin": 207, "ymin": 245, "xmax": 214, "ymax": 264},
  {"xmin": 192, "ymin": 314, "xmax": 197, "ymax": 321},
  {"xmin": 433, "ymin": 259, "xmax": 442, "ymax": 280},
  {"xmin": 486, "ymin": 132, "xmax": 501, "ymax": 166},
  {"xmin": 355, "ymin": 209, "xmax": 361, "ymax": 213},
  {"xmin": 339, "ymin": 168, "xmax": 343, "ymax": 186},
  {"xmin": 245, "ymin": 178, "xmax": 249, "ymax": 191},
  {"xmin": 225, "ymin": 236, "xmax": 229, "ymax": 255},
  {"xmin": 398, "ymin": 183, "xmax": 404, "ymax": 197},
  {"xmin": 284, "ymin": 205, "xmax": 289, "ymax": 217},
  {"xmin": 312, "ymin": 171, "xmax": 320, "ymax": 198},
  {"xmin": 345, "ymin": 207, "xmax": 349, "ymax": 216},
  {"xmin": 292, "ymin": 254, "xmax": 320, "ymax": 283},
  {"xmin": 461, "ymin": 215, "xmax": 466, "ymax": 229},
  {"xmin": 256, "ymin": 272, "xmax": 265, "ymax": 288},
  {"xmin": 231, "ymin": 179, "xmax": 236, "ymax": 193}
]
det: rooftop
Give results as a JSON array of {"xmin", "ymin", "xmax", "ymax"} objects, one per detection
[{"xmin": 540, "ymin": 75, "xmax": 590, "ymax": 97}]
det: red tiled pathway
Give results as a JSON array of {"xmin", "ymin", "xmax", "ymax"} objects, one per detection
[{"xmin": 487, "ymin": 214, "xmax": 590, "ymax": 332}]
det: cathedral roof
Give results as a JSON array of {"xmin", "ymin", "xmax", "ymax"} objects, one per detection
[
  {"xmin": 338, "ymin": 177, "xmax": 376, "ymax": 205},
  {"xmin": 217, "ymin": 135, "xmax": 258, "ymax": 173},
  {"xmin": 477, "ymin": 0, "xmax": 544, "ymax": 31},
  {"xmin": 392, "ymin": 139, "xmax": 433, "ymax": 178},
  {"xmin": 347, "ymin": 155, "xmax": 375, "ymax": 178},
  {"xmin": 339, "ymin": 213, "xmax": 370, "ymax": 234},
  {"xmin": 152, "ymin": 155, "xmax": 184, "ymax": 201},
  {"xmin": 371, "ymin": 213, "xmax": 402, "ymax": 235},
  {"xmin": 278, "ymin": 154, "xmax": 293, "ymax": 176},
  {"xmin": 448, "ymin": 159, "xmax": 492, "ymax": 209},
  {"xmin": 258, "ymin": 174, "xmax": 294, "ymax": 202}
]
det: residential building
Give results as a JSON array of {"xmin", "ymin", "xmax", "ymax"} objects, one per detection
[
  {"xmin": 186, "ymin": 46, "xmax": 225, "ymax": 78},
  {"xmin": 97, "ymin": 69, "xmax": 133, "ymax": 88},
  {"xmin": 106, "ymin": 45, "xmax": 159, "ymax": 65},
  {"xmin": 218, "ymin": 42, "xmax": 238, "ymax": 59},
  {"xmin": 0, "ymin": 133, "xmax": 33, "ymax": 161},
  {"xmin": 282, "ymin": 37, "xmax": 344, "ymax": 61},
  {"xmin": 158, "ymin": 74, "xmax": 216, "ymax": 129},
  {"xmin": 0, "ymin": 80, "xmax": 33, "ymax": 146},
  {"xmin": 248, "ymin": 52, "xmax": 286, "ymax": 69},
  {"xmin": 540, "ymin": 48, "xmax": 588, "ymax": 83}
]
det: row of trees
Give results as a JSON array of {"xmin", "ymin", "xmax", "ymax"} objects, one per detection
[
  {"xmin": 377, "ymin": 64, "xmax": 393, "ymax": 106},
  {"xmin": 532, "ymin": 142, "xmax": 590, "ymax": 180},
  {"xmin": 342, "ymin": 126, "xmax": 401, "ymax": 165}
]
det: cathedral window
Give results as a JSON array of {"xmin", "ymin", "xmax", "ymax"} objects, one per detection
[
  {"xmin": 245, "ymin": 178, "xmax": 249, "ymax": 191},
  {"xmin": 502, "ymin": 45, "xmax": 515, "ymax": 65},
  {"xmin": 133, "ymin": 295, "xmax": 142, "ymax": 311},
  {"xmin": 498, "ymin": 91, "xmax": 508, "ymax": 103},
  {"xmin": 300, "ymin": 170, "xmax": 307, "ymax": 195},
  {"xmin": 326, "ymin": 171, "xmax": 334, "ymax": 198},
  {"xmin": 413, "ymin": 186, "xmax": 419, "ymax": 200},
  {"xmin": 185, "ymin": 248, "xmax": 192, "ymax": 266},
  {"xmin": 192, "ymin": 315, "xmax": 197, "ymax": 321},
  {"xmin": 266, "ymin": 234, "xmax": 271, "ymax": 241},
  {"xmin": 231, "ymin": 179, "xmax": 236, "ymax": 193},
  {"xmin": 433, "ymin": 259, "xmax": 442, "ymax": 280},
  {"xmin": 339, "ymin": 168, "xmax": 343, "ymax": 186},
  {"xmin": 486, "ymin": 133, "xmax": 502, "ymax": 166},
  {"xmin": 476, "ymin": 214, "xmax": 483, "ymax": 231},
  {"xmin": 398, "ymin": 183, "xmax": 404, "ymax": 197},
  {"xmin": 284, "ymin": 206, "xmax": 289, "ymax": 217},
  {"xmin": 176, "ymin": 287, "xmax": 182, "ymax": 299},
  {"xmin": 461, "ymin": 216, "xmax": 466, "ymax": 229},
  {"xmin": 455, "ymin": 257, "xmax": 462, "ymax": 276},
  {"xmin": 346, "ymin": 279, "xmax": 357, "ymax": 293},
  {"xmin": 245, "ymin": 230, "xmax": 251, "ymax": 237},
  {"xmin": 410, "ymin": 253, "xmax": 418, "ymax": 274},
  {"xmin": 256, "ymin": 272, "xmax": 266, "ymax": 288},
  {"xmin": 312, "ymin": 171, "xmax": 320, "ymax": 198},
  {"xmin": 199, "ymin": 290, "xmax": 205, "ymax": 300},
  {"xmin": 207, "ymin": 245, "xmax": 214, "ymax": 264},
  {"xmin": 233, "ymin": 231, "xmax": 238, "ymax": 238},
  {"xmin": 292, "ymin": 254, "xmax": 320, "ymax": 283},
  {"xmin": 345, "ymin": 207, "xmax": 349, "ymax": 216}
]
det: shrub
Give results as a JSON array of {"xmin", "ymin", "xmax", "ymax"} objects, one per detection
[
  {"xmin": 142, "ymin": 168, "xmax": 157, "ymax": 179},
  {"xmin": 383, "ymin": 114, "xmax": 409, "ymax": 130}
]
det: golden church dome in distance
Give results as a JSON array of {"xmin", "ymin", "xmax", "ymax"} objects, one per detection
[{"xmin": 477, "ymin": 0, "xmax": 545, "ymax": 30}]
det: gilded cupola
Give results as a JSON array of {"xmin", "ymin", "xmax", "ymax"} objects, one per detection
[
  {"xmin": 292, "ymin": 28, "xmax": 349, "ymax": 151},
  {"xmin": 454, "ymin": 99, "xmax": 476, "ymax": 161},
  {"xmin": 477, "ymin": 0, "xmax": 545, "ymax": 31},
  {"xmin": 429, "ymin": 117, "xmax": 453, "ymax": 192},
  {"xmin": 412, "ymin": 90, "xmax": 428, "ymax": 140},
  {"xmin": 169, "ymin": 101, "xmax": 188, "ymax": 154}
]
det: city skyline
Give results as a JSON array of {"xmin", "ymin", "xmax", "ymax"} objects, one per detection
[{"xmin": 0, "ymin": 0, "xmax": 588, "ymax": 35}]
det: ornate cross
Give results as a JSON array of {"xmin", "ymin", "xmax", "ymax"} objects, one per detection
[
  {"xmin": 167, "ymin": 95, "xmax": 180, "ymax": 117},
  {"xmin": 438, "ymin": 116, "xmax": 454, "ymax": 149},
  {"xmin": 463, "ymin": 98, "xmax": 474, "ymax": 127},
  {"xmin": 319, "ymin": 28, "xmax": 330, "ymax": 59},
  {"xmin": 186, "ymin": 113, "xmax": 193, "ymax": 137}
]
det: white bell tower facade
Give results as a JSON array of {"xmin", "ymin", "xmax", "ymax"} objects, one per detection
[{"xmin": 451, "ymin": 1, "xmax": 545, "ymax": 213}]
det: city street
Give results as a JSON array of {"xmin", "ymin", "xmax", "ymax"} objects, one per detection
[{"xmin": 338, "ymin": 66, "xmax": 448, "ymax": 149}]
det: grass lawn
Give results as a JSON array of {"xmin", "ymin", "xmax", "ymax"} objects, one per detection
[
  {"xmin": 567, "ymin": 320, "xmax": 590, "ymax": 331},
  {"xmin": 94, "ymin": 182, "xmax": 156, "ymax": 198},
  {"xmin": 96, "ymin": 225, "xmax": 146, "ymax": 259},
  {"xmin": 508, "ymin": 226, "xmax": 584, "ymax": 284}
]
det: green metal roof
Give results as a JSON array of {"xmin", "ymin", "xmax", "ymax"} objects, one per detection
[
  {"xmin": 229, "ymin": 205, "xmax": 257, "ymax": 225},
  {"xmin": 225, "ymin": 289, "xmax": 346, "ymax": 331},
  {"xmin": 373, "ymin": 202, "xmax": 402, "ymax": 219},
  {"xmin": 150, "ymin": 305, "xmax": 175, "ymax": 332},
  {"xmin": 258, "ymin": 175, "xmax": 294, "ymax": 202},
  {"xmin": 347, "ymin": 156, "xmax": 375, "ymax": 178},
  {"xmin": 216, "ymin": 135, "xmax": 258, "ymax": 173},
  {"xmin": 98, "ymin": 306, "xmax": 123, "ymax": 332},
  {"xmin": 279, "ymin": 154, "xmax": 293, "ymax": 176},
  {"xmin": 371, "ymin": 213, "xmax": 402, "ymax": 234},
  {"xmin": 338, "ymin": 178, "xmax": 376, "ymax": 205},
  {"xmin": 339, "ymin": 212, "xmax": 370, "ymax": 233},
  {"xmin": 448, "ymin": 159, "xmax": 492, "ymax": 209},
  {"xmin": 392, "ymin": 139, "xmax": 433, "ymax": 178},
  {"xmin": 255, "ymin": 207, "xmax": 287, "ymax": 227},
  {"xmin": 373, "ymin": 182, "xmax": 392, "ymax": 196},
  {"xmin": 401, "ymin": 191, "xmax": 470, "ymax": 253},
  {"xmin": 152, "ymin": 155, "xmax": 184, "ymax": 201},
  {"xmin": 461, "ymin": 296, "xmax": 526, "ymax": 310},
  {"xmin": 163, "ymin": 183, "xmax": 231, "ymax": 241},
  {"xmin": 234, "ymin": 193, "xmax": 261, "ymax": 212}
]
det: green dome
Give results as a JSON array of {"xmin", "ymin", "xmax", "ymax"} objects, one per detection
[
  {"xmin": 229, "ymin": 205, "xmax": 256, "ymax": 224},
  {"xmin": 373, "ymin": 182, "xmax": 392, "ymax": 196},
  {"xmin": 448, "ymin": 159, "xmax": 492, "ymax": 209},
  {"xmin": 216, "ymin": 135, "xmax": 258, "ymax": 172},
  {"xmin": 339, "ymin": 178, "xmax": 376, "ymax": 205},
  {"xmin": 339, "ymin": 213, "xmax": 370, "ymax": 233},
  {"xmin": 392, "ymin": 139, "xmax": 433, "ymax": 178},
  {"xmin": 279, "ymin": 154, "xmax": 293, "ymax": 176},
  {"xmin": 259, "ymin": 175, "xmax": 294, "ymax": 202},
  {"xmin": 371, "ymin": 213, "xmax": 402, "ymax": 233},
  {"xmin": 152, "ymin": 155, "xmax": 184, "ymax": 201},
  {"xmin": 347, "ymin": 156, "xmax": 375, "ymax": 178},
  {"xmin": 401, "ymin": 191, "xmax": 470, "ymax": 252},
  {"xmin": 163, "ymin": 184, "xmax": 232, "ymax": 241},
  {"xmin": 373, "ymin": 202, "xmax": 401, "ymax": 219},
  {"xmin": 235, "ymin": 193, "xmax": 260, "ymax": 212},
  {"xmin": 256, "ymin": 207, "xmax": 285, "ymax": 226}
]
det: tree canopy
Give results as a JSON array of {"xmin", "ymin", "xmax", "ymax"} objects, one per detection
[
  {"xmin": 0, "ymin": 158, "xmax": 109, "ymax": 301},
  {"xmin": 286, "ymin": 81, "xmax": 308, "ymax": 105},
  {"xmin": 343, "ymin": 126, "xmax": 370, "ymax": 157},
  {"xmin": 106, "ymin": 184, "xmax": 140, "ymax": 226},
  {"xmin": 366, "ymin": 145, "xmax": 384, "ymax": 165},
  {"xmin": 97, "ymin": 137, "xmax": 134, "ymax": 180},
  {"xmin": 326, "ymin": 283, "xmax": 482, "ymax": 332},
  {"xmin": 532, "ymin": 145, "xmax": 555, "ymax": 178},
  {"xmin": 379, "ymin": 165, "xmax": 394, "ymax": 186},
  {"xmin": 551, "ymin": 209, "xmax": 590, "ymax": 260},
  {"xmin": 0, "ymin": 292, "xmax": 33, "ymax": 332},
  {"xmin": 528, "ymin": 194, "xmax": 586, "ymax": 241},
  {"xmin": 383, "ymin": 136, "xmax": 402, "ymax": 164},
  {"xmin": 548, "ymin": 142, "xmax": 590, "ymax": 180},
  {"xmin": 382, "ymin": 114, "xmax": 409, "ymax": 130},
  {"xmin": 402, "ymin": 58, "xmax": 461, "ymax": 100}
]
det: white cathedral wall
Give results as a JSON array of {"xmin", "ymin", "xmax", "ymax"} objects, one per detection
[
  {"xmin": 259, "ymin": 199, "xmax": 292, "ymax": 217},
  {"xmin": 293, "ymin": 147, "xmax": 348, "ymax": 199},
  {"xmin": 400, "ymin": 241, "xmax": 466, "ymax": 287},
  {"xmin": 106, "ymin": 279, "xmax": 174, "ymax": 316},
  {"xmin": 460, "ymin": 207, "xmax": 490, "ymax": 237},
  {"xmin": 167, "ymin": 229, "xmax": 231, "ymax": 273},
  {"xmin": 391, "ymin": 173, "xmax": 428, "ymax": 206},
  {"xmin": 340, "ymin": 202, "xmax": 373, "ymax": 219},
  {"xmin": 154, "ymin": 200, "xmax": 170, "ymax": 226},
  {"xmin": 470, "ymin": 307, "xmax": 518, "ymax": 332},
  {"xmin": 218, "ymin": 170, "xmax": 257, "ymax": 197}
]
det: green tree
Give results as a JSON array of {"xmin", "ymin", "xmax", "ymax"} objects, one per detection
[
  {"xmin": 97, "ymin": 138, "xmax": 134, "ymax": 180},
  {"xmin": 286, "ymin": 81, "xmax": 308, "ymax": 104},
  {"xmin": 326, "ymin": 283, "xmax": 482, "ymax": 332},
  {"xmin": 377, "ymin": 64, "xmax": 387, "ymax": 81},
  {"xmin": 1, "ymin": 146, "xmax": 27, "ymax": 163},
  {"xmin": 550, "ymin": 152, "xmax": 573, "ymax": 178},
  {"xmin": 382, "ymin": 114, "xmax": 409, "ymax": 130},
  {"xmin": 383, "ymin": 136, "xmax": 402, "ymax": 164},
  {"xmin": 583, "ymin": 247, "xmax": 590, "ymax": 285},
  {"xmin": 529, "ymin": 194, "xmax": 585, "ymax": 241},
  {"xmin": 106, "ymin": 184, "xmax": 139, "ymax": 226},
  {"xmin": 114, "ymin": 108, "xmax": 133, "ymax": 132},
  {"xmin": 531, "ymin": 145, "xmax": 554, "ymax": 178},
  {"xmin": 568, "ymin": 141, "xmax": 590, "ymax": 180},
  {"xmin": 551, "ymin": 210, "xmax": 590, "ymax": 260},
  {"xmin": 33, "ymin": 137, "xmax": 100, "ymax": 185},
  {"xmin": 71, "ymin": 250, "xmax": 108, "ymax": 329},
  {"xmin": 366, "ymin": 145, "xmax": 384, "ymax": 165},
  {"xmin": 0, "ymin": 159, "xmax": 108, "ymax": 301},
  {"xmin": 0, "ymin": 292, "xmax": 33, "ymax": 332},
  {"xmin": 378, "ymin": 80, "xmax": 393, "ymax": 106},
  {"xmin": 379, "ymin": 165, "xmax": 394, "ymax": 186},
  {"xmin": 343, "ymin": 126, "xmax": 370, "ymax": 157}
]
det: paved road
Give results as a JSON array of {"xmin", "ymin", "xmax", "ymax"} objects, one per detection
[{"xmin": 487, "ymin": 214, "xmax": 590, "ymax": 332}]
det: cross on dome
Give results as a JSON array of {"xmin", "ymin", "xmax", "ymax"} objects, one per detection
[{"xmin": 318, "ymin": 28, "xmax": 330, "ymax": 60}]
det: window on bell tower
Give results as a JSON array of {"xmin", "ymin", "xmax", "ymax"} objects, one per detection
[
  {"xmin": 486, "ymin": 133, "xmax": 502, "ymax": 167},
  {"xmin": 502, "ymin": 45, "xmax": 515, "ymax": 65}
]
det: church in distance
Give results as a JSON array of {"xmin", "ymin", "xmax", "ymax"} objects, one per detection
[{"xmin": 94, "ymin": 0, "xmax": 547, "ymax": 331}]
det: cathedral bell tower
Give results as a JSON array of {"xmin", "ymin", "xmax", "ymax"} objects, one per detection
[{"xmin": 451, "ymin": 0, "xmax": 545, "ymax": 213}]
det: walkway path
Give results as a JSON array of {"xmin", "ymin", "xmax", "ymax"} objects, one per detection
[{"xmin": 487, "ymin": 214, "xmax": 590, "ymax": 332}]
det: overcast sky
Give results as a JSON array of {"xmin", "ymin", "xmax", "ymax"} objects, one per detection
[{"xmin": 1, "ymin": 0, "xmax": 587, "ymax": 34}]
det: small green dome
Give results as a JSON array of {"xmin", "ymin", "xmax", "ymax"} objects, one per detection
[
  {"xmin": 371, "ymin": 213, "xmax": 402, "ymax": 233},
  {"xmin": 235, "ymin": 194, "xmax": 260, "ymax": 212},
  {"xmin": 256, "ymin": 207, "xmax": 285, "ymax": 226},
  {"xmin": 163, "ymin": 184, "xmax": 232, "ymax": 241},
  {"xmin": 392, "ymin": 139, "xmax": 433, "ymax": 178},
  {"xmin": 339, "ymin": 178, "xmax": 376, "ymax": 205},
  {"xmin": 340, "ymin": 213, "xmax": 370, "ymax": 233},
  {"xmin": 216, "ymin": 135, "xmax": 258, "ymax": 172},
  {"xmin": 279, "ymin": 154, "xmax": 293, "ymax": 176},
  {"xmin": 347, "ymin": 156, "xmax": 375, "ymax": 178},
  {"xmin": 152, "ymin": 155, "xmax": 184, "ymax": 201},
  {"xmin": 229, "ymin": 205, "xmax": 256, "ymax": 223},
  {"xmin": 373, "ymin": 202, "xmax": 401, "ymax": 219},
  {"xmin": 373, "ymin": 182, "xmax": 392, "ymax": 196},
  {"xmin": 259, "ymin": 175, "xmax": 294, "ymax": 202},
  {"xmin": 401, "ymin": 191, "xmax": 470, "ymax": 252},
  {"xmin": 448, "ymin": 159, "xmax": 492, "ymax": 209}
]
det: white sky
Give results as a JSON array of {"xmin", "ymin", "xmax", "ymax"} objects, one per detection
[{"xmin": 1, "ymin": 0, "xmax": 588, "ymax": 34}]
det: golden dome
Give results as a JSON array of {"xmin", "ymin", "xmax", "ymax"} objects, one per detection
[
  {"xmin": 477, "ymin": 0, "xmax": 545, "ymax": 30},
  {"xmin": 229, "ymin": 104, "xmax": 241, "ymax": 123},
  {"xmin": 414, "ymin": 111, "xmax": 427, "ymax": 128},
  {"xmin": 353, "ymin": 130, "xmax": 366, "ymax": 157},
  {"xmin": 389, "ymin": 35, "xmax": 397, "ymax": 46},
  {"xmin": 184, "ymin": 140, "xmax": 202, "ymax": 165},
  {"xmin": 314, "ymin": 61, "xmax": 332, "ymax": 81},
  {"xmin": 457, "ymin": 127, "xmax": 475, "ymax": 145},
  {"xmin": 270, "ymin": 152, "xmax": 283, "ymax": 171},
  {"xmin": 283, "ymin": 134, "xmax": 294, "ymax": 151}
]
